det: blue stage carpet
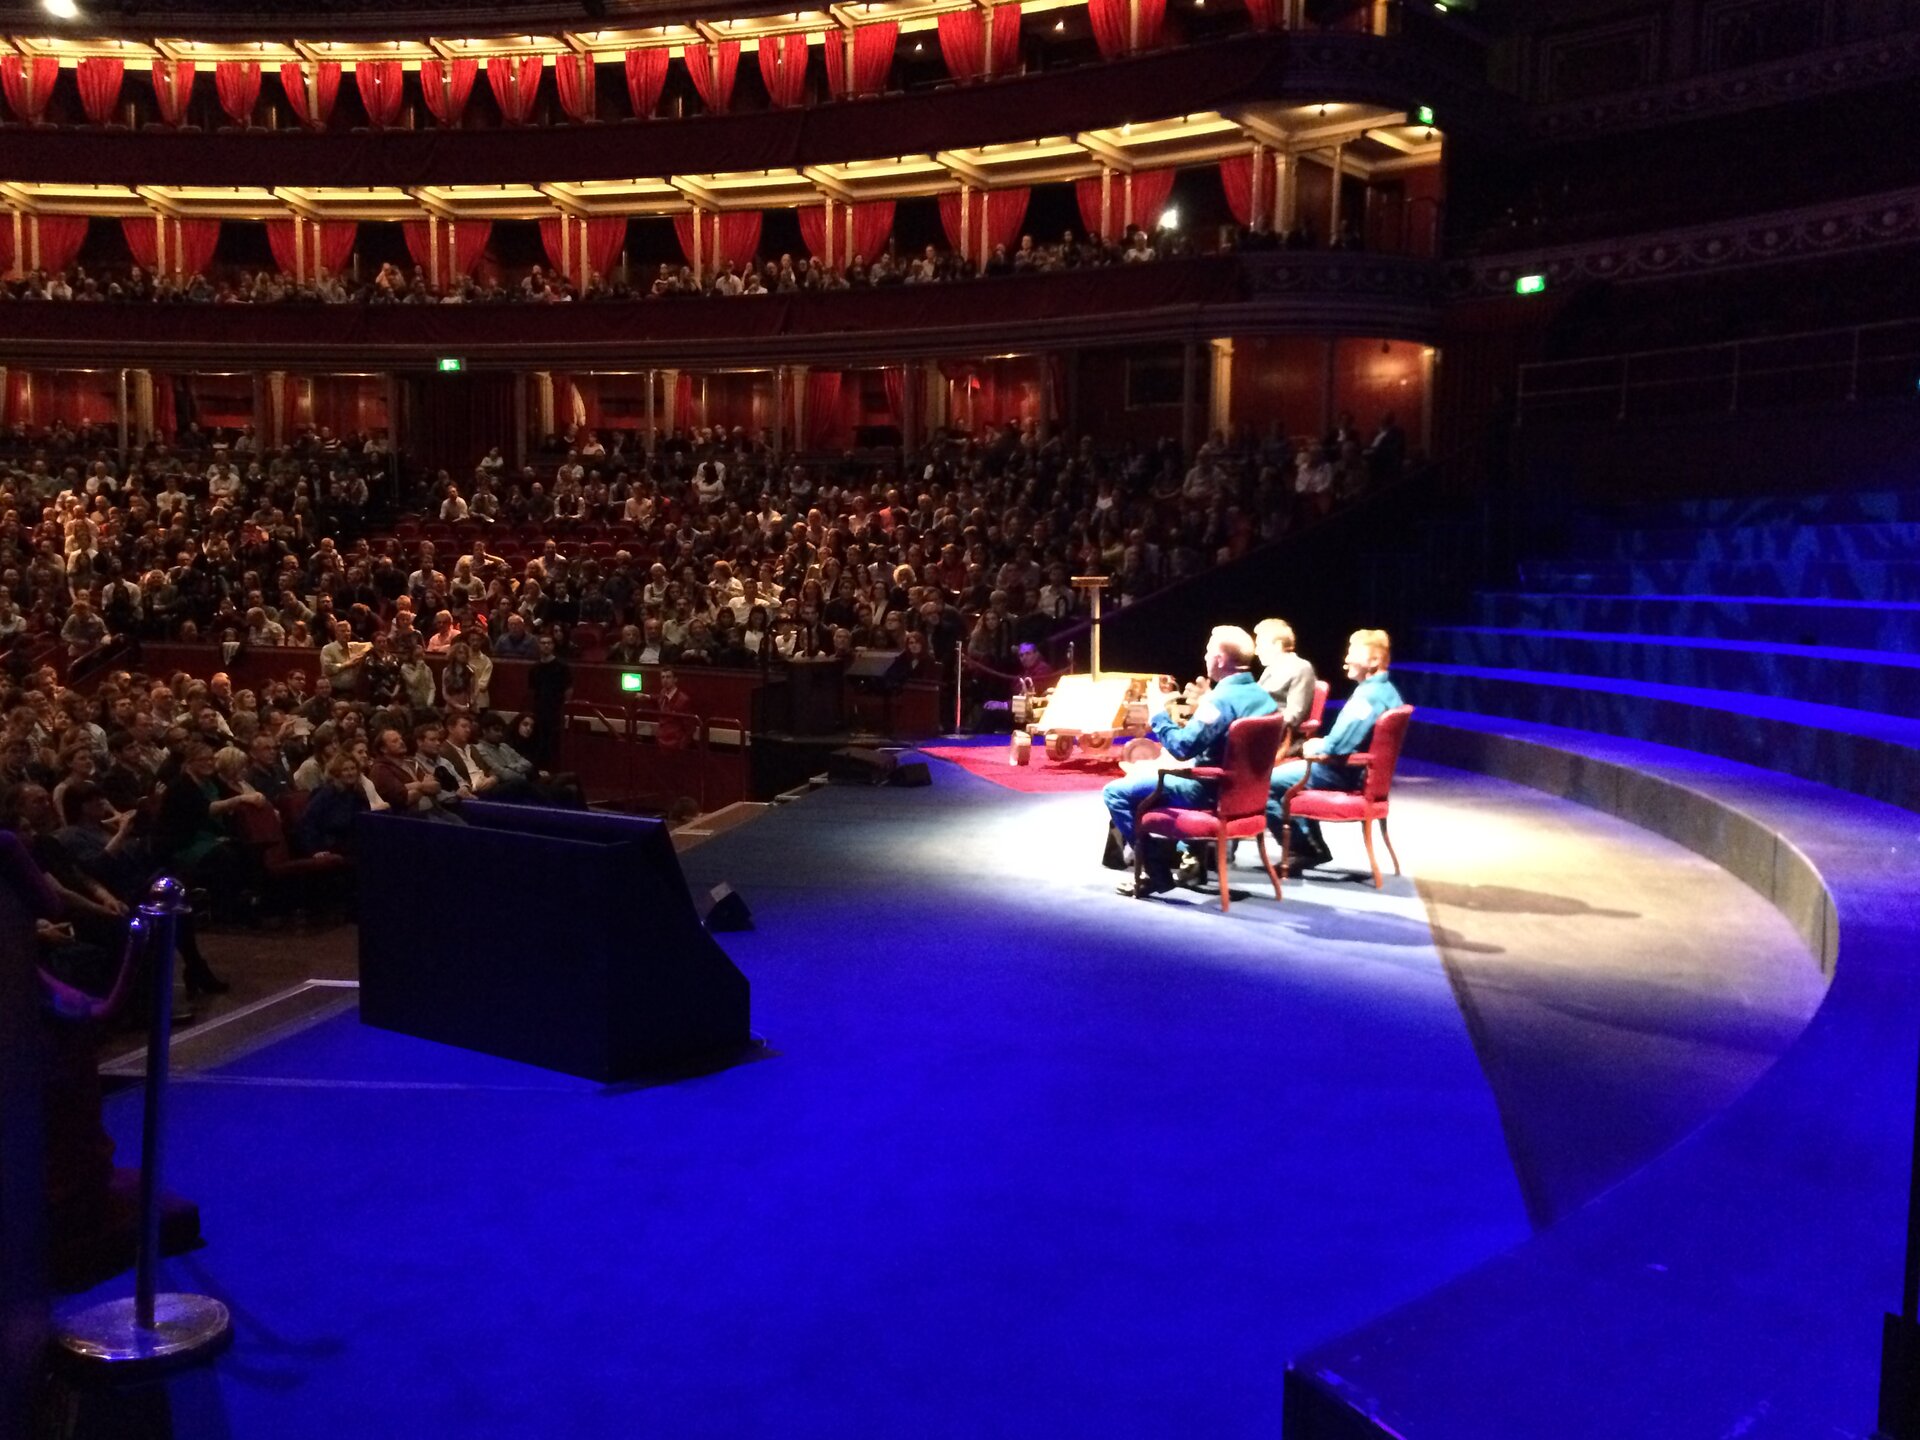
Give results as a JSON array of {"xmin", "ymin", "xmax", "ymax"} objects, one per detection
[{"xmin": 84, "ymin": 761, "xmax": 1530, "ymax": 1438}]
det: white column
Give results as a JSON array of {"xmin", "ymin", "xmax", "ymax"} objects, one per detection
[
  {"xmin": 1099, "ymin": 166, "xmax": 1113, "ymax": 240},
  {"xmin": 1275, "ymin": 151, "xmax": 1291, "ymax": 232},
  {"xmin": 1328, "ymin": 142, "xmax": 1346, "ymax": 243},
  {"xmin": 1209, "ymin": 339, "xmax": 1233, "ymax": 435},
  {"xmin": 534, "ymin": 371, "xmax": 555, "ymax": 437}
]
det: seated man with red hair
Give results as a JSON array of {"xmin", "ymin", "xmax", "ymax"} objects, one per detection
[{"xmin": 1267, "ymin": 628, "xmax": 1401, "ymax": 872}]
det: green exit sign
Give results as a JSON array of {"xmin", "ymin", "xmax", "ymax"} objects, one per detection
[
  {"xmin": 619, "ymin": 671, "xmax": 646, "ymax": 694},
  {"xmin": 1415, "ymin": 105, "xmax": 1435, "ymax": 126},
  {"xmin": 437, "ymin": 357, "xmax": 465, "ymax": 373},
  {"xmin": 1514, "ymin": 274, "xmax": 1548, "ymax": 296}
]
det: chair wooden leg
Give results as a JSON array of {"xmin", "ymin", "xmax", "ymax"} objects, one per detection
[
  {"xmin": 1255, "ymin": 833, "xmax": 1283, "ymax": 901},
  {"xmin": 1361, "ymin": 819, "xmax": 1382, "ymax": 889},
  {"xmin": 1216, "ymin": 836, "xmax": 1230, "ymax": 913},
  {"xmin": 1380, "ymin": 815, "xmax": 1401, "ymax": 876},
  {"xmin": 1279, "ymin": 817, "xmax": 1294, "ymax": 878},
  {"xmin": 1132, "ymin": 829, "xmax": 1144, "ymax": 892}
]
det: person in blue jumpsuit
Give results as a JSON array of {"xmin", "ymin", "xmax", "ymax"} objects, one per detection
[
  {"xmin": 1103, "ymin": 625, "xmax": 1277, "ymax": 897},
  {"xmin": 1268, "ymin": 628, "xmax": 1402, "ymax": 870}
]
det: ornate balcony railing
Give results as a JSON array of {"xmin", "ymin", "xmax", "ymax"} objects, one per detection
[{"xmin": 0, "ymin": 252, "xmax": 1445, "ymax": 369}]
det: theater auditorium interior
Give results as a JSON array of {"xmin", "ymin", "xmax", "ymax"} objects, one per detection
[{"xmin": 2, "ymin": 0, "xmax": 1919, "ymax": 1435}]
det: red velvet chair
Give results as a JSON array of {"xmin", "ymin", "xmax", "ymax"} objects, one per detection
[
  {"xmin": 1134, "ymin": 713, "xmax": 1288, "ymax": 913},
  {"xmin": 1280, "ymin": 705, "xmax": 1414, "ymax": 889},
  {"xmin": 1300, "ymin": 680, "xmax": 1331, "ymax": 740}
]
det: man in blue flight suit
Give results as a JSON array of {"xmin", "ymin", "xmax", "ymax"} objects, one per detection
[
  {"xmin": 1103, "ymin": 625, "xmax": 1277, "ymax": 898},
  {"xmin": 1269, "ymin": 628, "xmax": 1402, "ymax": 870}
]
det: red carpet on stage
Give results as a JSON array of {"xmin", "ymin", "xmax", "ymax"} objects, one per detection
[{"xmin": 920, "ymin": 740, "xmax": 1120, "ymax": 793}]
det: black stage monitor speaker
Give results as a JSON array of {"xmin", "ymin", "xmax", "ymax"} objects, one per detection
[
  {"xmin": 702, "ymin": 883, "xmax": 754, "ymax": 933},
  {"xmin": 828, "ymin": 747, "xmax": 932, "ymax": 787},
  {"xmin": 844, "ymin": 649, "xmax": 911, "ymax": 685}
]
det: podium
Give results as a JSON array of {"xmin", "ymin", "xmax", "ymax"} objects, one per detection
[{"xmin": 357, "ymin": 805, "xmax": 750, "ymax": 1081}]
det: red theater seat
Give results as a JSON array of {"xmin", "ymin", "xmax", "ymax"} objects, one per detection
[
  {"xmin": 1135, "ymin": 713, "xmax": 1288, "ymax": 913},
  {"xmin": 1281, "ymin": 705, "xmax": 1414, "ymax": 889},
  {"xmin": 1300, "ymin": 680, "xmax": 1330, "ymax": 740}
]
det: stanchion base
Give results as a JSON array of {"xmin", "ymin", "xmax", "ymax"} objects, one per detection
[{"xmin": 53, "ymin": 1293, "xmax": 232, "ymax": 1383}]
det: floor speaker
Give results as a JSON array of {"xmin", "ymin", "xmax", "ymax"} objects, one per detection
[{"xmin": 703, "ymin": 883, "xmax": 754, "ymax": 933}]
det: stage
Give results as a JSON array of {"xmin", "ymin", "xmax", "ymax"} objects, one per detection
[{"xmin": 73, "ymin": 751, "xmax": 1821, "ymax": 1438}]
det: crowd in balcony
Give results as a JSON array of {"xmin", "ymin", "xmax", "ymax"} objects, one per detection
[{"xmin": 0, "ymin": 221, "xmax": 1306, "ymax": 308}]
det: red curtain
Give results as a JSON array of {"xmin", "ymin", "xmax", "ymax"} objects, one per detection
[
  {"xmin": 0, "ymin": 220, "xmax": 12, "ymax": 276},
  {"xmin": 1245, "ymin": 0, "xmax": 1278, "ymax": 27},
  {"xmin": 837, "ymin": 22, "xmax": 897, "ymax": 96},
  {"xmin": 797, "ymin": 206, "xmax": 827, "ymax": 260},
  {"xmin": 936, "ymin": 5, "xmax": 1019, "ymax": 80},
  {"xmin": 3, "ymin": 372, "xmax": 30, "ymax": 427},
  {"xmin": 554, "ymin": 52, "xmax": 596, "ymax": 121},
  {"xmin": 758, "ymin": 33, "xmax": 809, "ymax": 107},
  {"xmin": 279, "ymin": 61, "xmax": 341, "ymax": 128},
  {"xmin": 214, "ymin": 61, "xmax": 261, "ymax": 125},
  {"xmin": 420, "ymin": 58, "xmax": 477, "ymax": 125},
  {"xmin": 851, "ymin": 200, "xmax": 894, "ymax": 262},
  {"xmin": 674, "ymin": 372, "xmax": 695, "ymax": 432},
  {"xmin": 151, "ymin": 59, "xmax": 195, "ymax": 126},
  {"xmin": 940, "ymin": 189, "xmax": 1027, "ymax": 262},
  {"xmin": 121, "ymin": 218, "xmax": 159, "ymax": 271},
  {"xmin": 355, "ymin": 60, "xmax": 404, "ymax": 128},
  {"xmin": 538, "ymin": 217, "xmax": 570, "ymax": 277},
  {"xmin": 624, "ymin": 49, "xmax": 668, "ymax": 117},
  {"xmin": 717, "ymin": 212, "xmax": 760, "ymax": 272},
  {"xmin": 317, "ymin": 221, "xmax": 356, "ymax": 275},
  {"xmin": 0, "ymin": 56, "xmax": 57, "ymax": 123},
  {"xmin": 804, "ymin": 370, "xmax": 846, "ymax": 449},
  {"xmin": 584, "ymin": 218, "xmax": 625, "ymax": 283},
  {"xmin": 153, "ymin": 373, "xmax": 176, "ymax": 439},
  {"xmin": 1089, "ymin": 0, "xmax": 1163, "ymax": 55},
  {"xmin": 983, "ymin": 187, "xmax": 1029, "ymax": 254},
  {"xmin": 402, "ymin": 220, "xmax": 491, "ymax": 285},
  {"xmin": 803, "ymin": 203, "xmax": 894, "ymax": 270},
  {"xmin": 450, "ymin": 220, "xmax": 491, "ymax": 276},
  {"xmin": 1220, "ymin": 154, "xmax": 1254, "ymax": 227},
  {"xmin": 685, "ymin": 40, "xmax": 740, "ymax": 113},
  {"xmin": 1137, "ymin": 0, "xmax": 1168, "ymax": 48},
  {"xmin": 1074, "ymin": 177, "xmax": 1105, "ymax": 239},
  {"xmin": 176, "ymin": 220, "xmax": 219, "ymax": 276},
  {"xmin": 75, "ymin": 57, "xmax": 123, "ymax": 126},
  {"xmin": 822, "ymin": 27, "xmax": 891, "ymax": 98},
  {"xmin": 674, "ymin": 211, "xmax": 761, "ymax": 274},
  {"xmin": 936, "ymin": 11, "xmax": 984, "ymax": 80},
  {"xmin": 34, "ymin": 372, "xmax": 117, "ymax": 427},
  {"xmin": 882, "ymin": 366, "xmax": 905, "ymax": 425},
  {"xmin": 36, "ymin": 217, "xmax": 89, "ymax": 274},
  {"xmin": 487, "ymin": 55, "xmax": 543, "ymax": 125},
  {"xmin": 1126, "ymin": 169, "xmax": 1176, "ymax": 230},
  {"xmin": 937, "ymin": 193, "xmax": 967, "ymax": 258},
  {"xmin": 266, "ymin": 220, "xmax": 301, "ymax": 277}
]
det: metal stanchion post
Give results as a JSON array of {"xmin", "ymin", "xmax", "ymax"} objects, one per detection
[
  {"xmin": 953, "ymin": 646, "xmax": 964, "ymax": 735},
  {"xmin": 55, "ymin": 877, "xmax": 232, "ymax": 1381}
]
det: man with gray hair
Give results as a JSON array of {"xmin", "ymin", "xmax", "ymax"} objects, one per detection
[
  {"xmin": 1253, "ymin": 618, "xmax": 1318, "ymax": 732},
  {"xmin": 1103, "ymin": 625, "xmax": 1277, "ymax": 898}
]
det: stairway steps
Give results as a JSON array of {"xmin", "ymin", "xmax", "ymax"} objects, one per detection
[
  {"xmin": 1472, "ymin": 592, "xmax": 1920, "ymax": 649},
  {"xmin": 1395, "ymin": 662, "xmax": 1920, "ymax": 814},
  {"xmin": 1520, "ymin": 558, "xmax": 1920, "ymax": 601},
  {"xmin": 1565, "ymin": 521, "xmax": 1920, "ymax": 564},
  {"xmin": 1422, "ymin": 627, "xmax": 1920, "ymax": 712}
]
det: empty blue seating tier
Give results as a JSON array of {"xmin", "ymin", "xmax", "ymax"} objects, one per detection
[{"xmin": 1277, "ymin": 486, "xmax": 1920, "ymax": 1438}]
